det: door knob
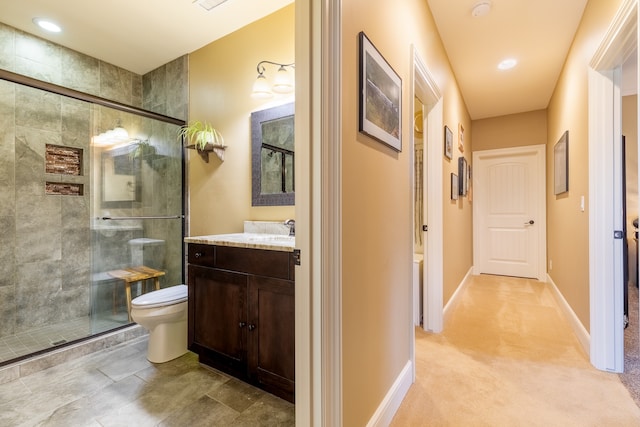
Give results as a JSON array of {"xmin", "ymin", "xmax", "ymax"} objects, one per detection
[{"xmin": 524, "ymin": 220, "xmax": 535, "ymax": 225}]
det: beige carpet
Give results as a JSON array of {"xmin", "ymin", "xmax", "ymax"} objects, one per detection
[
  {"xmin": 391, "ymin": 274, "xmax": 640, "ymax": 426},
  {"xmin": 621, "ymin": 282, "xmax": 640, "ymax": 405}
]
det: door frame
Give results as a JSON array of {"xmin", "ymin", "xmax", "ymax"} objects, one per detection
[
  {"xmin": 411, "ymin": 47, "xmax": 444, "ymax": 339},
  {"xmin": 587, "ymin": 0, "xmax": 637, "ymax": 373},
  {"xmin": 472, "ymin": 145, "xmax": 547, "ymax": 281}
]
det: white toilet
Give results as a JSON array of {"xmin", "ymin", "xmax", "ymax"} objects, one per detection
[{"xmin": 130, "ymin": 284, "xmax": 188, "ymax": 363}]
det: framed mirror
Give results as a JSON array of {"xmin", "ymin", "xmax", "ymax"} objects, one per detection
[
  {"xmin": 101, "ymin": 144, "xmax": 141, "ymax": 208},
  {"xmin": 251, "ymin": 102, "xmax": 295, "ymax": 206}
]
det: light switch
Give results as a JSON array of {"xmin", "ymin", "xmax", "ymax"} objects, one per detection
[{"xmin": 580, "ymin": 196, "xmax": 585, "ymax": 212}]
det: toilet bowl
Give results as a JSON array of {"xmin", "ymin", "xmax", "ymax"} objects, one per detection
[{"xmin": 130, "ymin": 284, "xmax": 188, "ymax": 363}]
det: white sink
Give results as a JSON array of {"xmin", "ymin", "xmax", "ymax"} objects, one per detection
[{"xmin": 245, "ymin": 234, "xmax": 295, "ymax": 243}]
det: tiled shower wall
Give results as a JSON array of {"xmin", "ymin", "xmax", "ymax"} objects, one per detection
[{"xmin": 0, "ymin": 22, "xmax": 187, "ymax": 338}]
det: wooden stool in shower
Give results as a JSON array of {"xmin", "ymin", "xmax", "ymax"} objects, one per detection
[{"xmin": 107, "ymin": 266, "xmax": 165, "ymax": 321}]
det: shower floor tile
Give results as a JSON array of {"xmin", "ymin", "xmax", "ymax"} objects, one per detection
[{"xmin": 0, "ymin": 315, "xmax": 128, "ymax": 365}]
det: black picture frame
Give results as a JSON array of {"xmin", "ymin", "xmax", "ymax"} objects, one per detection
[
  {"xmin": 554, "ymin": 130, "xmax": 569, "ymax": 195},
  {"xmin": 358, "ymin": 31, "xmax": 402, "ymax": 151},
  {"xmin": 458, "ymin": 157, "xmax": 468, "ymax": 196},
  {"xmin": 444, "ymin": 125, "xmax": 453, "ymax": 160}
]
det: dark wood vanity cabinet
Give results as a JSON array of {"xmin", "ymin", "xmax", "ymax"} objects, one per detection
[{"xmin": 187, "ymin": 243, "xmax": 295, "ymax": 403}]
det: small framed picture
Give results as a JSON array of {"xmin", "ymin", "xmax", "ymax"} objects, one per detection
[
  {"xmin": 554, "ymin": 131, "xmax": 569, "ymax": 195},
  {"xmin": 444, "ymin": 125, "xmax": 453, "ymax": 160},
  {"xmin": 451, "ymin": 173, "xmax": 459, "ymax": 200},
  {"xmin": 458, "ymin": 157, "xmax": 468, "ymax": 196},
  {"xmin": 458, "ymin": 123, "xmax": 465, "ymax": 153}
]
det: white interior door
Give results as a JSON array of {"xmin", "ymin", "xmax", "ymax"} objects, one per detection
[{"xmin": 473, "ymin": 145, "xmax": 546, "ymax": 280}]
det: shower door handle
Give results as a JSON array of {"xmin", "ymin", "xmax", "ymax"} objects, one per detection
[{"xmin": 100, "ymin": 215, "xmax": 184, "ymax": 220}]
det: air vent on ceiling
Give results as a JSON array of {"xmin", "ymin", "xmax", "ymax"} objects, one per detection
[{"xmin": 193, "ymin": 0, "xmax": 229, "ymax": 11}]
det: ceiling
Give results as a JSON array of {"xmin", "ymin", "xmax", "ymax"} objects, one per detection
[
  {"xmin": 0, "ymin": 0, "xmax": 634, "ymax": 120},
  {"xmin": 427, "ymin": 0, "xmax": 590, "ymax": 119},
  {"xmin": 0, "ymin": 0, "xmax": 293, "ymax": 76}
]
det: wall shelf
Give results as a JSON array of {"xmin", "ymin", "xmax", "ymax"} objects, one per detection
[{"xmin": 186, "ymin": 144, "xmax": 226, "ymax": 163}]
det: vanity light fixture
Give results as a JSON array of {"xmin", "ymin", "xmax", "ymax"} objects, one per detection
[
  {"xmin": 92, "ymin": 123, "xmax": 130, "ymax": 147},
  {"xmin": 251, "ymin": 61, "xmax": 295, "ymax": 99},
  {"xmin": 193, "ymin": 0, "xmax": 229, "ymax": 11},
  {"xmin": 32, "ymin": 17, "xmax": 62, "ymax": 33}
]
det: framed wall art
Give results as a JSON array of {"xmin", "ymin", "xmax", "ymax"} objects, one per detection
[
  {"xmin": 458, "ymin": 156, "xmax": 468, "ymax": 196},
  {"xmin": 554, "ymin": 131, "xmax": 568, "ymax": 195},
  {"xmin": 358, "ymin": 31, "xmax": 402, "ymax": 151},
  {"xmin": 458, "ymin": 123, "xmax": 465, "ymax": 153},
  {"xmin": 451, "ymin": 173, "xmax": 459, "ymax": 200},
  {"xmin": 444, "ymin": 125, "xmax": 453, "ymax": 160}
]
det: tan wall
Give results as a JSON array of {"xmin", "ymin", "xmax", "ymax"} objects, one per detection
[
  {"xmin": 341, "ymin": 0, "xmax": 472, "ymax": 423},
  {"xmin": 187, "ymin": 5, "xmax": 295, "ymax": 236},
  {"xmin": 472, "ymin": 110, "xmax": 547, "ymax": 152},
  {"xmin": 623, "ymin": 95, "xmax": 638, "ymax": 285},
  {"xmin": 546, "ymin": 0, "xmax": 624, "ymax": 331}
]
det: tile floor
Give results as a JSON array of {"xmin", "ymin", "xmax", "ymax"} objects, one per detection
[{"xmin": 0, "ymin": 336, "xmax": 295, "ymax": 426}]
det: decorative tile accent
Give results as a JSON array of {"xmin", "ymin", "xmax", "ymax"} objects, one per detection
[
  {"xmin": 45, "ymin": 144, "xmax": 82, "ymax": 176},
  {"xmin": 45, "ymin": 182, "xmax": 83, "ymax": 196}
]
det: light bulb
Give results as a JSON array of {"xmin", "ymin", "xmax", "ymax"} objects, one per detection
[
  {"xmin": 272, "ymin": 66, "xmax": 294, "ymax": 94},
  {"xmin": 251, "ymin": 74, "xmax": 273, "ymax": 99},
  {"xmin": 112, "ymin": 126, "xmax": 129, "ymax": 140},
  {"xmin": 33, "ymin": 18, "xmax": 61, "ymax": 33}
]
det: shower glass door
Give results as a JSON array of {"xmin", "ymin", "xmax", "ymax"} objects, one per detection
[{"xmin": 90, "ymin": 105, "xmax": 184, "ymax": 334}]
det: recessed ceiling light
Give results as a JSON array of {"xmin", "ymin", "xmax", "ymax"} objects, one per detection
[
  {"xmin": 498, "ymin": 58, "xmax": 517, "ymax": 70},
  {"xmin": 32, "ymin": 18, "xmax": 61, "ymax": 33}
]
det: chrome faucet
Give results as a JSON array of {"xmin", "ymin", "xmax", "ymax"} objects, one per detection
[{"xmin": 284, "ymin": 219, "xmax": 295, "ymax": 236}]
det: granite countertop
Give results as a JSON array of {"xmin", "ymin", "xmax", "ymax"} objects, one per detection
[{"xmin": 184, "ymin": 233, "xmax": 295, "ymax": 252}]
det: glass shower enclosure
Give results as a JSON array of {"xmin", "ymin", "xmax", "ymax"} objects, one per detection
[
  {"xmin": 0, "ymin": 70, "xmax": 184, "ymax": 365},
  {"xmin": 90, "ymin": 106, "xmax": 184, "ymax": 333}
]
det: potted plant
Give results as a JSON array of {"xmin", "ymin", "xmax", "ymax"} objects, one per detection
[
  {"xmin": 178, "ymin": 120, "xmax": 225, "ymax": 162},
  {"xmin": 130, "ymin": 139, "xmax": 158, "ymax": 168}
]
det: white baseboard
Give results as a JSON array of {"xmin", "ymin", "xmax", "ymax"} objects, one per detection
[
  {"xmin": 443, "ymin": 267, "xmax": 473, "ymax": 320},
  {"xmin": 366, "ymin": 361, "xmax": 413, "ymax": 427},
  {"xmin": 546, "ymin": 274, "xmax": 590, "ymax": 356}
]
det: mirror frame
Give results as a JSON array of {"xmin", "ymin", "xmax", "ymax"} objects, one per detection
[{"xmin": 251, "ymin": 102, "xmax": 295, "ymax": 206}]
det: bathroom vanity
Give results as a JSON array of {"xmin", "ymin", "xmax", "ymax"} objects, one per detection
[{"xmin": 185, "ymin": 233, "xmax": 295, "ymax": 403}]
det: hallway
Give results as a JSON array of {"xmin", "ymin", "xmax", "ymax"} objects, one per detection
[{"xmin": 391, "ymin": 275, "xmax": 640, "ymax": 426}]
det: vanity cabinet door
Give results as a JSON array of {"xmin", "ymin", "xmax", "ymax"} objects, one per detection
[
  {"xmin": 247, "ymin": 275, "xmax": 295, "ymax": 402},
  {"xmin": 188, "ymin": 265, "xmax": 247, "ymax": 375}
]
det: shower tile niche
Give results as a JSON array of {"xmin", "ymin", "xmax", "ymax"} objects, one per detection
[
  {"xmin": 45, "ymin": 144, "xmax": 82, "ymax": 176},
  {"xmin": 44, "ymin": 144, "xmax": 84, "ymax": 196}
]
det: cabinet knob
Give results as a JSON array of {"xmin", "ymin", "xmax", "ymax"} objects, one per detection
[
  {"xmin": 248, "ymin": 324, "xmax": 256, "ymax": 331},
  {"xmin": 194, "ymin": 252, "xmax": 203, "ymax": 258},
  {"xmin": 239, "ymin": 322, "xmax": 246, "ymax": 328}
]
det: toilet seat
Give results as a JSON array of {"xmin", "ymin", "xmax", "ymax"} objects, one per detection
[{"xmin": 131, "ymin": 284, "xmax": 187, "ymax": 309}]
